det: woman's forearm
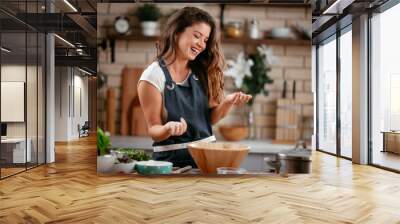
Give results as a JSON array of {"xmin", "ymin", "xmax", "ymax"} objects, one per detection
[
  {"xmin": 148, "ymin": 125, "xmax": 170, "ymax": 142},
  {"xmin": 210, "ymin": 100, "xmax": 233, "ymax": 125}
]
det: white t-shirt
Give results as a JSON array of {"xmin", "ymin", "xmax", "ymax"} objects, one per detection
[{"xmin": 138, "ymin": 61, "xmax": 191, "ymax": 123}]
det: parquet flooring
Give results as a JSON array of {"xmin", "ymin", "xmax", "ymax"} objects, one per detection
[
  {"xmin": 1, "ymin": 167, "xmax": 26, "ymax": 177},
  {"xmin": 0, "ymin": 136, "xmax": 400, "ymax": 223}
]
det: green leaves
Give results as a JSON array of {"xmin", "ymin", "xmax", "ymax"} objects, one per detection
[
  {"xmin": 134, "ymin": 4, "xmax": 162, "ymax": 22},
  {"xmin": 97, "ymin": 128, "xmax": 111, "ymax": 156},
  {"xmin": 115, "ymin": 148, "xmax": 150, "ymax": 162},
  {"xmin": 241, "ymin": 51, "xmax": 273, "ymax": 105}
]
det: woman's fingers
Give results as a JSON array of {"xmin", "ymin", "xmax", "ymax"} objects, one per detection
[
  {"xmin": 176, "ymin": 123, "xmax": 182, "ymax": 135},
  {"xmin": 226, "ymin": 92, "xmax": 253, "ymax": 107},
  {"xmin": 234, "ymin": 92, "xmax": 252, "ymax": 106},
  {"xmin": 180, "ymin": 118, "xmax": 187, "ymax": 133},
  {"xmin": 227, "ymin": 92, "xmax": 239, "ymax": 105},
  {"xmin": 165, "ymin": 119, "xmax": 188, "ymax": 136},
  {"xmin": 239, "ymin": 92, "xmax": 247, "ymax": 103},
  {"xmin": 232, "ymin": 92, "xmax": 241, "ymax": 105},
  {"xmin": 166, "ymin": 122, "xmax": 176, "ymax": 136},
  {"xmin": 242, "ymin": 94, "xmax": 252, "ymax": 104},
  {"xmin": 234, "ymin": 92, "xmax": 243, "ymax": 106},
  {"xmin": 238, "ymin": 93, "xmax": 246, "ymax": 106},
  {"xmin": 171, "ymin": 123, "xmax": 178, "ymax": 136}
]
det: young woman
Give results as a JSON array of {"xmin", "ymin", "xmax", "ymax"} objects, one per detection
[{"xmin": 138, "ymin": 6, "xmax": 252, "ymax": 168}]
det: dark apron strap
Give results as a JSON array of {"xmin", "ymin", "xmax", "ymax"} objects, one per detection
[{"xmin": 158, "ymin": 58, "xmax": 174, "ymax": 84}]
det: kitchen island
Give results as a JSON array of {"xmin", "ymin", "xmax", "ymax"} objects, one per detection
[{"xmin": 110, "ymin": 135, "xmax": 295, "ymax": 172}]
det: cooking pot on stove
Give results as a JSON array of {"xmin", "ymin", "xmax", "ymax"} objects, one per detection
[{"xmin": 264, "ymin": 141, "xmax": 312, "ymax": 175}]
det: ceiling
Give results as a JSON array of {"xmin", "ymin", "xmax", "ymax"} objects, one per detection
[
  {"xmin": 311, "ymin": 0, "xmax": 389, "ymax": 43},
  {"xmin": 98, "ymin": 0, "xmax": 310, "ymax": 3},
  {"xmin": 0, "ymin": 0, "xmax": 97, "ymax": 73}
]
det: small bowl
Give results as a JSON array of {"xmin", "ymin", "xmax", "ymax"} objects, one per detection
[
  {"xmin": 113, "ymin": 161, "xmax": 136, "ymax": 174},
  {"xmin": 270, "ymin": 27, "xmax": 294, "ymax": 38},
  {"xmin": 135, "ymin": 160, "xmax": 172, "ymax": 175},
  {"xmin": 217, "ymin": 167, "xmax": 247, "ymax": 174}
]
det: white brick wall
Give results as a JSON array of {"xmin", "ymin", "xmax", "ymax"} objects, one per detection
[{"xmin": 97, "ymin": 4, "xmax": 312, "ymax": 140}]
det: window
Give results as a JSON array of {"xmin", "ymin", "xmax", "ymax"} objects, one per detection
[
  {"xmin": 0, "ymin": 1, "xmax": 46, "ymax": 179},
  {"xmin": 371, "ymin": 2, "xmax": 400, "ymax": 171},
  {"xmin": 339, "ymin": 28, "xmax": 352, "ymax": 158},
  {"xmin": 317, "ymin": 36, "xmax": 337, "ymax": 154}
]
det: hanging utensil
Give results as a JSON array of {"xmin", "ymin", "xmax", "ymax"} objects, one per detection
[
  {"xmin": 110, "ymin": 38, "xmax": 115, "ymax": 63},
  {"xmin": 282, "ymin": 80, "xmax": 287, "ymax": 98},
  {"xmin": 292, "ymin": 80, "xmax": 296, "ymax": 99}
]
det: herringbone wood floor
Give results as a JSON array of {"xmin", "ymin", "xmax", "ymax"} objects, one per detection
[{"xmin": 1, "ymin": 136, "xmax": 400, "ymax": 224}]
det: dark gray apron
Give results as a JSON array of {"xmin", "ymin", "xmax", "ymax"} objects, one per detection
[{"xmin": 152, "ymin": 59, "xmax": 213, "ymax": 168}]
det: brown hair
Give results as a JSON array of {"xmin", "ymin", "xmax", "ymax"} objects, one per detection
[{"xmin": 157, "ymin": 6, "xmax": 225, "ymax": 105}]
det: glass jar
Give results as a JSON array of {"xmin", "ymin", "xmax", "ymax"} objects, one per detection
[{"xmin": 225, "ymin": 21, "xmax": 244, "ymax": 38}]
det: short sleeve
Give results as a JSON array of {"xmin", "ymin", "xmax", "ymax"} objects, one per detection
[{"xmin": 138, "ymin": 61, "xmax": 165, "ymax": 93}]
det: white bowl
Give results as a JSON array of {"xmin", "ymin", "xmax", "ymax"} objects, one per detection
[
  {"xmin": 113, "ymin": 161, "xmax": 136, "ymax": 174},
  {"xmin": 217, "ymin": 167, "xmax": 247, "ymax": 174},
  {"xmin": 270, "ymin": 27, "xmax": 293, "ymax": 38}
]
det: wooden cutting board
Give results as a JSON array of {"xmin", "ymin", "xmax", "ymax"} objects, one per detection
[
  {"xmin": 106, "ymin": 88, "xmax": 116, "ymax": 135},
  {"xmin": 120, "ymin": 67, "xmax": 148, "ymax": 136}
]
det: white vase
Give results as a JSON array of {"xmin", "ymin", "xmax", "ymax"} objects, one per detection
[
  {"xmin": 140, "ymin": 21, "xmax": 159, "ymax": 36},
  {"xmin": 113, "ymin": 161, "xmax": 136, "ymax": 174},
  {"xmin": 248, "ymin": 18, "xmax": 260, "ymax": 39},
  {"xmin": 97, "ymin": 155, "xmax": 115, "ymax": 173},
  {"xmin": 246, "ymin": 104, "xmax": 255, "ymax": 139}
]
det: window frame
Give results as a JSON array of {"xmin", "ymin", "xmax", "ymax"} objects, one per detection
[{"xmin": 315, "ymin": 22, "xmax": 353, "ymax": 160}]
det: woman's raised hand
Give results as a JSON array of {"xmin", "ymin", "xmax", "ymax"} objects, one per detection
[
  {"xmin": 164, "ymin": 117, "xmax": 188, "ymax": 136},
  {"xmin": 225, "ymin": 92, "xmax": 252, "ymax": 107}
]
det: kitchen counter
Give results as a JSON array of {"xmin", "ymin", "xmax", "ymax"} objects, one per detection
[
  {"xmin": 110, "ymin": 136, "xmax": 296, "ymax": 171},
  {"xmin": 110, "ymin": 136, "xmax": 294, "ymax": 154},
  {"xmin": 100, "ymin": 169, "xmax": 278, "ymax": 177}
]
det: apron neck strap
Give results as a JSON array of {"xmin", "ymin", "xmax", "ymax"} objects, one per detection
[{"xmin": 158, "ymin": 58, "xmax": 174, "ymax": 84}]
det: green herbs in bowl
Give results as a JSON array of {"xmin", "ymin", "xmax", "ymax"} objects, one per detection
[{"xmin": 112, "ymin": 148, "xmax": 151, "ymax": 163}]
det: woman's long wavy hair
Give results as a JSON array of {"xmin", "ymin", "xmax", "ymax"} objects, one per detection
[{"xmin": 157, "ymin": 6, "xmax": 225, "ymax": 105}]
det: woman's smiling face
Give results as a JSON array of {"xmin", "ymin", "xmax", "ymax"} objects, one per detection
[{"xmin": 176, "ymin": 22, "xmax": 211, "ymax": 61}]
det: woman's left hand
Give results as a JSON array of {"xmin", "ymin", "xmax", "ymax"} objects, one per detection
[{"xmin": 225, "ymin": 92, "xmax": 252, "ymax": 107}]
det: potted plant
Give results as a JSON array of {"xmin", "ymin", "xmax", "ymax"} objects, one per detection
[
  {"xmin": 111, "ymin": 148, "xmax": 150, "ymax": 174},
  {"xmin": 134, "ymin": 4, "xmax": 162, "ymax": 37},
  {"xmin": 222, "ymin": 45, "xmax": 276, "ymax": 140},
  {"xmin": 97, "ymin": 127, "xmax": 115, "ymax": 173}
]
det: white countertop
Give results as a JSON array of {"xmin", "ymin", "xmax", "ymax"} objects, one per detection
[{"xmin": 110, "ymin": 136, "xmax": 294, "ymax": 154}]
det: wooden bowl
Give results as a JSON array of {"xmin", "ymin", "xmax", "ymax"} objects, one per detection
[
  {"xmin": 219, "ymin": 125, "xmax": 249, "ymax": 141},
  {"xmin": 188, "ymin": 142, "xmax": 250, "ymax": 174}
]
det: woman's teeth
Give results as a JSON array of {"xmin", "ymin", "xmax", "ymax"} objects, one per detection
[{"xmin": 191, "ymin": 47, "xmax": 199, "ymax": 55}]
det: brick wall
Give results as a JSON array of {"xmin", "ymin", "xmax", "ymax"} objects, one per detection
[{"xmin": 97, "ymin": 3, "xmax": 312, "ymax": 140}]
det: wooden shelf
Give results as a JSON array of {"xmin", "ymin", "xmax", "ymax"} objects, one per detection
[
  {"xmin": 102, "ymin": 24, "xmax": 310, "ymax": 45},
  {"xmin": 107, "ymin": 33, "xmax": 159, "ymax": 41},
  {"xmin": 105, "ymin": 33, "xmax": 310, "ymax": 46},
  {"xmin": 221, "ymin": 36, "xmax": 310, "ymax": 45}
]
